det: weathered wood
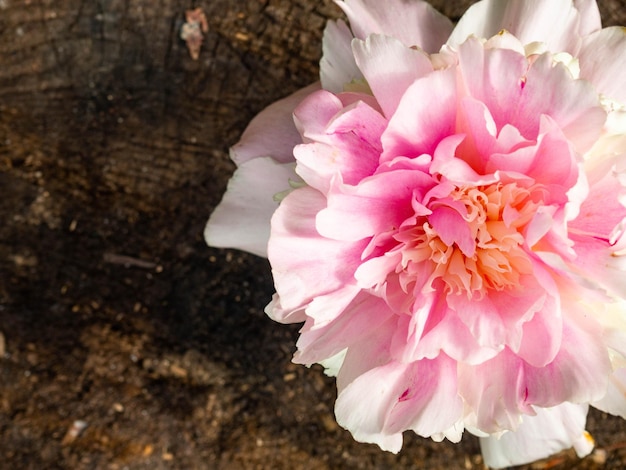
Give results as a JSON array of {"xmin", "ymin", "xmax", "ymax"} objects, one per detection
[{"xmin": 1, "ymin": 1, "xmax": 625, "ymax": 468}]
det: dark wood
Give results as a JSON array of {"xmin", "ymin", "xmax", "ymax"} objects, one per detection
[{"xmin": 1, "ymin": 1, "xmax": 625, "ymax": 468}]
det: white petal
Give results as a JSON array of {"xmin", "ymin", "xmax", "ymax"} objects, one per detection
[
  {"xmin": 231, "ymin": 83, "xmax": 319, "ymax": 166},
  {"xmin": 352, "ymin": 34, "xmax": 433, "ymax": 118},
  {"xmin": 448, "ymin": 0, "xmax": 601, "ymax": 54},
  {"xmin": 592, "ymin": 367, "xmax": 626, "ymax": 419},
  {"xmin": 480, "ymin": 403, "xmax": 593, "ymax": 469},
  {"xmin": 205, "ymin": 157, "xmax": 296, "ymax": 257},
  {"xmin": 579, "ymin": 27, "xmax": 626, "ymax": 105},
  {"xmin": 320, "ymin": 20, "xmax": 362, "ymax": 93},
  {"xmin": 338, "ymin": 0, "xmax": 453, "ymax": 53},
  {"xmin": 319, "ymin": 349, "xmax": 347, "ymax": 377}
]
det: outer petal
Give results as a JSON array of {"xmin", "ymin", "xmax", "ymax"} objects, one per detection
[
  {"xmin": 205, "ymin": 157, "xmax": 296, "ymax": 257},
  {"xmin": 337, "ymin": 0, "xmax": 453, "ymax": 53},
  {"xmin": 294, "ymin": 98, "xmax": 386, "ymax": 193},
  {"xmin": 568, "ymin": 233, "xmax": 626, "ymax": 299},
  {"xmin": 579, "ymin": 27, "xmax": 626, "ymax": 104},
  {"xmin": 448, "ymin": 0, "xmax": 601, "ymax": 54},
  {"xmin": 320, "ymin": 20, "xmax": 363, "ymax": 93},
  {"xmin": 294, "ymin": 291, "xmax": 394, "ymax": 365},
  {"xmin": 459, "ymin": 309, "xmax": 610, "ymax": 434},
  {"xmin": 352, "ymin": 34, "xmax": 433, "ymax": 119},
  {"xmin": 268, "ymin": 186, "xmax": 368, "ymax": 313},
  {"xmin": 592, "ymin": 367, "xmax": 626, "ymax": 419},
  {"xmin": 335, "ymin": 354, "xmax": 463, "ymax": 452},
  {"xmin": 231, "ymin": 83, "xmax": 320, "ymax": 166},
  {"xmin": 480, "ymin": 403, "xmax": 593, "ymax": 470}
]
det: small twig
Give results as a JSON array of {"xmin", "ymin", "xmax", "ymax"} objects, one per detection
[{"xmin": 102, "ymin": 253, "xmax": 158, "ymax": 270}]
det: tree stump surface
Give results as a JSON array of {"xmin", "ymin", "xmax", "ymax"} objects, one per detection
[{"xmin": 1, "ymin": 1, "xmax": 625, "ymax": 468}]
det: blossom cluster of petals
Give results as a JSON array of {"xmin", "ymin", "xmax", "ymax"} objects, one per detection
[{"xmin": 206, "ymin": 1, "xmax": 626, "ymax": 467}]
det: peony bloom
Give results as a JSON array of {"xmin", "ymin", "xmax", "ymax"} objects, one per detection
[{"xmin": 206, "ymin": 0, "xmax": 626, "ymax": 468}]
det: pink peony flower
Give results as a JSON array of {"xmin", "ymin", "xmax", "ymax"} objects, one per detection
[{"xmin": 206, "ymin": 1, "xmax": 626, "ymax": 467}]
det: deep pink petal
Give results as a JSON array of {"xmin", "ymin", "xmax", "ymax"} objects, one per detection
[
  {"xmin": 381, "ymin": 68, "xmax": 457, "ymax": 161},
  {"xmin": 316, "ymin": 169, "xmax": 436, "ymax": 241},
  {"xmin": 429, "ymin": 205, "xmax": 476, "ymax": 257}
]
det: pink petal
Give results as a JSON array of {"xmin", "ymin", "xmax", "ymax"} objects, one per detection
[
  {"xmin": 265, "ymin": 293, "xmax": 306, "ymax": 324},
  {"xmin": 232, "ymin": 83, "xmax": 320, "ymax": 166},
  {"xmin": 294, "ymin": 291, "xmax": 393, "ymax": 365},
  {"xmin": 428, "ymin": 205, "xmax": 475, "ymax": 257},
  {"xmin": 487, "ymin": 116, "xmax": 579, "ymax": 198},
  {"xmin": 381, "ymin": 67, "xmax": 457, "ymax": 162},
  {"xmin": 336, "ymin": 316, "xmax": 396, "ymax": 391},
  {"xmin": 447, "ymin": 279, "xmax": 547, "ymax": 353},
  {"xmin": 515, "ymin": 293, "xmax": 563, "ymax": 367},
  {"xmin": 352, "ymin": 34, "xmax": 433, "ymax": 118},
  {"xmin": 480, "ymin": 403, "xmax": 593, "ymax": 470},
  {"xmin": 205, "ymin": 157, "xmax": 296, "ymax": 257},
  {"xmin": 294, "ymin": 100, "xmax": 386, "ymax": 193},
  {"xmin": 320, "ymin": 20, "xmax": 363, "ymax": 93},
  {"xmin": 268, "ymin": 186, "xmax": 368, "ymax": 313},
  {"xmin": 579, "ymin": 27, "xmax": 626, "ymax": 103},
  {"xmin": 293, "ymin": 89, "xmax": 345, "ymax": 143},
  {"xmin": 338, "ymin": 0, "xmax": 453, "ymax": 53},
  {"xmin": 459, "ymin": 349, "xmax": 533, "ymax": 433},
  {"xmin": 392, "ymin": 294, "xmax": 500, "ymax": 365},
  {"xmin": 567, "ymin": 233, "xmax": 626, "ymax": 298},
  {"xmin": 334, "ymin": 355, "xmax": 463, "ymax": 451},
  {"xmin": 456, "ymin": 38, "xmax": 606, "ymax": 153},
  {"xmin": 316, "ymin": 169, "xmax": 436, "ymax": 242},
  {"xmin": 429, "ymin": 134, "xmax": 497, "ymax": 185},
  {"xmin": 521, "ymin": 54, "xmax": 606, "ymax": 153},
  {"xmin": 524, "ymin": 307, "xmax": 611, "ymax": 407},
  {"xmin": 569, "ymin": 164, "xmax": 626, "ymax": 242},
  {"xmin": 459, "ymin": 309, "xmax": 610, "ymax": 433},
  {"xmin": 448, "ymin": 0, "xmax": 601, "ymax": 54}
]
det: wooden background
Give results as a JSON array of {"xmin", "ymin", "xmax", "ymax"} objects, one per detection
[{"xmin": 1, "ymin": 1, "xmax": 625, "ymax": 468}]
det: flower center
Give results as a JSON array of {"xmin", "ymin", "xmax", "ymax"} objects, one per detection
[{"xmin": 399, "ymin": 183, "xmax": 538, "ymax": 298}]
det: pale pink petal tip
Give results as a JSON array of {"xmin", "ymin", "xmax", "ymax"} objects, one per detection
[
  {"xmin": 205, "ymin": 158, "xmax": 296, "ymax": 257},
  {"xmin": 479, "ymin": 404, "xmax": 592, "ymax": 469}
]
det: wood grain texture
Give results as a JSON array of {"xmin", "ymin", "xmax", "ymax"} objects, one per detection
[{"xmin": 1, "ymin": 1, "xmax": 625, "ymax": 468}]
